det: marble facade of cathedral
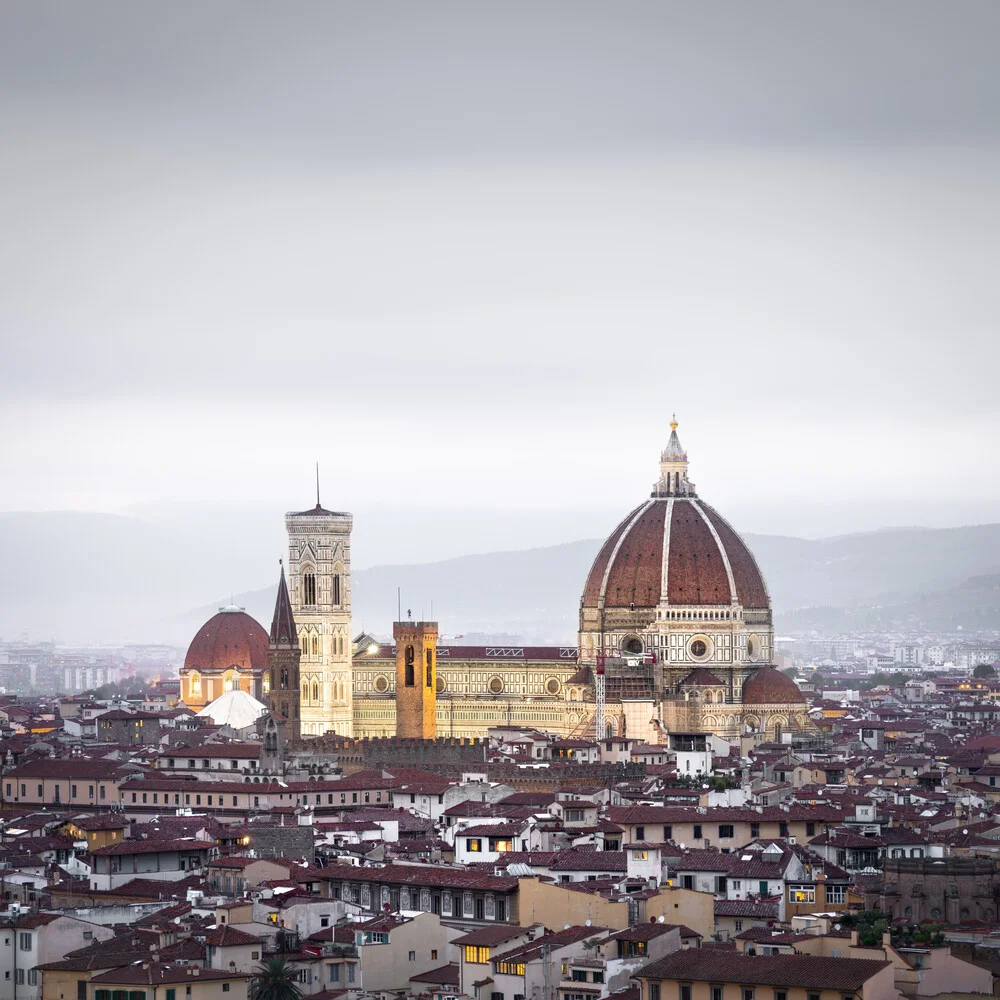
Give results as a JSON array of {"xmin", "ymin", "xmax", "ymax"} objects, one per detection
[{"xmin": 179, "ymin": 422, "xmax": 808, "ymax": 741}]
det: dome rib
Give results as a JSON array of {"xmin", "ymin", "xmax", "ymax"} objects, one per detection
[
  {"xmin": 698, "ymin": 502, "xmax": 771, "ymax": 609},
  {"xmin": 690, "ymin": 499, "xmax": 737, "ymax": 604},
  {"xmin": 581, "ymin": 503, "xmax": 644, "ymax": 607},
  {"xmin": 602, "ymin": 500, "xmax": 665, "ymax": 609},
  {"xmin": 665, "ymin": 500, "xmax": 732, "ymax": 606}
]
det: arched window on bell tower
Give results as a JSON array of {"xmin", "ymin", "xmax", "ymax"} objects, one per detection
[
  {"xmin": 302, "ymin": 570, "xmax": 316, "ymax": 606},
  {"xmin": 311, "ymin": 635, "xmax": 319, "ymax": 656},
  {"xmin": 405, "ymin": 645, "xmax": 415, "ymax": 687},
  {"xmin": 333, "ymin": 573, "xmax": 341, "ymax": 606}
]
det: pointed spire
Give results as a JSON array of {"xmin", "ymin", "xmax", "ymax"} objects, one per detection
[{"xmin": 270, "ymin": 558, "xmax": 298, "ymax": 647}]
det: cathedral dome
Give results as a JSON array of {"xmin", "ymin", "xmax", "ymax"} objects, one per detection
[
  {"xmin": 580, "ymin": 421, "xmax": 769, "ymax": 612},
  {"xmin": 184, "ymin": 607, "xmax": 270, "ymax": 674},
  {"xmin": 741, "ymin": 667, "xmax": 804, "ymax": 705}
]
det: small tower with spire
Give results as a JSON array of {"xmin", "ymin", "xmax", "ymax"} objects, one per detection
[
  {"xmin": 654, "ymin": 415, "xmax": 697, "ymax": 497},
  {"xmin": 268, "ymin": 560, "xmax": 301, "ymax": 741}
]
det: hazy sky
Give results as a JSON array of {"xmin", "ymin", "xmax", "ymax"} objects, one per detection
[{"xmin": 2, "ymin": 1, "xmax": 999, "ymax": 554}]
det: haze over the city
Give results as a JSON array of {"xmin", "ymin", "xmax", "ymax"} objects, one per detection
[{"xmin": 2, "ymin": 2, "xmax": 998, "ymax": 550}]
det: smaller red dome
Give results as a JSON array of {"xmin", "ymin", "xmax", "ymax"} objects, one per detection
[
  {"xmin": 742, "ymin": 667, "xmax": 804, "ymax": 705},
  {"xmin": 184, "ymin": 608, "xmax": 270, "ymax": 674}
]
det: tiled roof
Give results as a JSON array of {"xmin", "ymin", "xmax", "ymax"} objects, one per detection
[
  {"xmin": 636, "ymin": 951, "xmax": 891, "ymax": 991},
  {"xmin": 319, "ymin": 862, "xmax": 518, "ymax": 892}
]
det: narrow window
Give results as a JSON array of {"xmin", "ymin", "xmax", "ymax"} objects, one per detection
[
  {"xmin": 426, "ymin": 648, "xmax": 433, "ymax": 687},
  {"xmin": 333, "ymin": 574, "xmax": 341, "ymax": 605},
  {"xmin": 405, "ymin": 645, "xmax": 415, "ymax": 686}
]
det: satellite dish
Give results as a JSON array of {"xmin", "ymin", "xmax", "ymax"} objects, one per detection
[
  {"xmin": 658, "ymin": 915, "xmax": 665, "ymax": 923},
  {"xmin": 564, "ymin": 924, "xmax": 570, "ymax": 930},
  {"xmin": 585, "ymin": 919, "xmax": 591, "ymax": 927},
  {"xmin": 679, "ymin": 843, "xmax": 685, "ymax": 850},
  {"xmin": 834, "ymin": 924, "xmax": 841, "ymax": 931},
  {"xmin": 963, "ymin": 828, "xmax": 968, "ymax": 835}
]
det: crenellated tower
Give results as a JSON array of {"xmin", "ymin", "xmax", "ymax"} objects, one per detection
[{"xmin": 393, "ymin": 620, "xmax": 438, "ymax": 739}]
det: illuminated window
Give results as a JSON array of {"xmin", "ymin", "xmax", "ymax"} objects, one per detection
[
  {"xmin": 464, "ymin": 946, "xmax": 490, "ymax": 964},
  {"xmin": 189, "ymin": 672, "xmax": 201, "ymax": 696},
  {"xmin": 789, "ymin": 885, "xmax": 815, "ymax": 903},
  {"xmin": 468, "ymin": 838, "xmax": 482, "ymax": 852}
]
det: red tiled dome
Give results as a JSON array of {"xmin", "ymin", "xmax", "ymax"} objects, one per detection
[
  {"xmin": 581, "ymin": 497, "xmax": 769, "ymax": 611},
  {"xmin": 741, "ymin": 667, "xmax": 804, "ymax": 705},
  {"xmin": 183, "ymin": 608, "xmax": 270, "ymax": 674}
]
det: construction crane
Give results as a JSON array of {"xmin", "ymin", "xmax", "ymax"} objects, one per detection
[{"xmin": 594, "ymin": 652, "xmax": 605, "ymax": 741}]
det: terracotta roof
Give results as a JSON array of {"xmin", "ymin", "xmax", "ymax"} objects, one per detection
[
  {"xmin": 637, "ymin": 952, "xmax": 891, "ymax": 990},
  {"xmin": 581, "ymin": 496, "xmax": 769, "ymax": 610},
  {"xmin": 92, "ymin": 964, "xmax": 249, "ymax": 985},
  {"xmin": 410, "ymin": 964, "xmax": 460, "ymax": 986},
  {"xmin": 203, "ymin": 925, "xmax": 262, "ymax": 946},
  {"xmin": 680, "ymin": 669, "xmax": 725, "ymax": 686},
  {"xmin": 183, "ymin": 609, "xmax": 270, "ymax": 675},
  {"xmin": 91, "ymin": 838, "xmax": 213, "ymax": 856},
  {"xmin": 742, "ymin": 668, "xmax": 806, "ymax": 706}
]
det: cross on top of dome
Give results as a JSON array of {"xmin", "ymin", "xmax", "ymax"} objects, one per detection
[{"xmin": 654, "ymin": 416, "xmax": 697, "ymax": 497}]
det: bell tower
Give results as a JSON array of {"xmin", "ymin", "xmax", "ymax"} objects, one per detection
[
  {"xmin": 286, "ymin": 472, "xmax": 354, "ymax": 737},
  {"xmin": 268, "ymin": 561, "xmax": 301, "ymax": 741},
  {"xmin": 393, "ymin": 620, "xmax": 438, "ymax": 739}
]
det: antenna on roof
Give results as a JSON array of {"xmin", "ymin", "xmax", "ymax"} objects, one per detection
[{"xmin": 316, "ymin": 462, "xmax": 321, "ymax": 507}]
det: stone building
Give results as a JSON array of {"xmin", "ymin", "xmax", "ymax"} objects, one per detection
[
  {"xmin": 286, "ymin": 496, "xmax": 354, "ymax": 736},
  {"xmin": 177, "ymin": 421, "xmax": 807, "ymax": 743},
  {"xmin": 267, "ymin": 561, "xmax": 301, "ymax": 740},
  {"xmin": 179, "ymin": 607, "xmax": 269, "ymax": 711},
  {"xmin": 873, "ymin": 856, "xmax": 999, "ymax": 923},
  {"xmin": 394, "ymin": 620, "xmax": 439, "ymax": 738}
]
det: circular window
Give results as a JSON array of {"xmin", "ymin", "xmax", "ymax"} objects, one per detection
[
  {"xmin": 373, "ymin": 675, "xmax": 389, "ymax": 693},
  {"xmin": 746, "ymin": 635, "xmax": 760, "ymax": 662},
  {"xmin": 436, "ymin": 675, "xmax": 446, "ymax": 694},
  {"xmin": 488, "ymin": 676, "xmax": 505, "ymax": 695},
  {"xmin": 690, "ymin": 639, "xmax": 708, "ymax": 658},
  {"xmin": 622, "ymin": 637, "xmax": 644, "ymax": 655},
  {"xmin": 545, "ymin": 677, "xmax": 561, "ymax": 696}
]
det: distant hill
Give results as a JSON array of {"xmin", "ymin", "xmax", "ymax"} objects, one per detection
[
  {"xmin": 2, "ymin": 511, "xmax": 1000, "ymax": 643},
  {"xmin": 181, "ymin": 524, "xmax": 1000, "ymax": 643}
]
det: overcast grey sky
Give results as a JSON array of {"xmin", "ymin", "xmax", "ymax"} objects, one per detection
[{"xmin": 2, "ymin": 1, "xmax": 999, "ymax": 554}]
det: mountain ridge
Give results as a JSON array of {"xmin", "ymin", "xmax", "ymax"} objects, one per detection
[{"xmin": 2, "ymin": 512, "xmax": 999, "ymax": 642}]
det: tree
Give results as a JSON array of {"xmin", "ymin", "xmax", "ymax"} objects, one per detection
[
  {"xmin": 973, "ymin": 663, "xmax": 997, "ymax": 678},
  {"xmin": 781, "ymin": 668, "xmax": 798, "ymax": 678},
  {"xmin": 250, "ymin": 958, "xmax": 303, "ymax": 1000}
]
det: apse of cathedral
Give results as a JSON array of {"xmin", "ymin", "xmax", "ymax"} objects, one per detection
[{"xmin": 178, "ymin": 421, "xmax": 808, "ymax": 742}]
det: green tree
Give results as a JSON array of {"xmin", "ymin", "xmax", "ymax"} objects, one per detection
[
  {"xmin": 781, "ymin": 668, "xmax": 798, "ymax": 678},
  {"xmin": 973, "ymin": 663, "xmax": 997, "ymax": 678},
  {"xmin": 250, "ymin": 958, "xmax": 304, "ymax": 1000}
]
